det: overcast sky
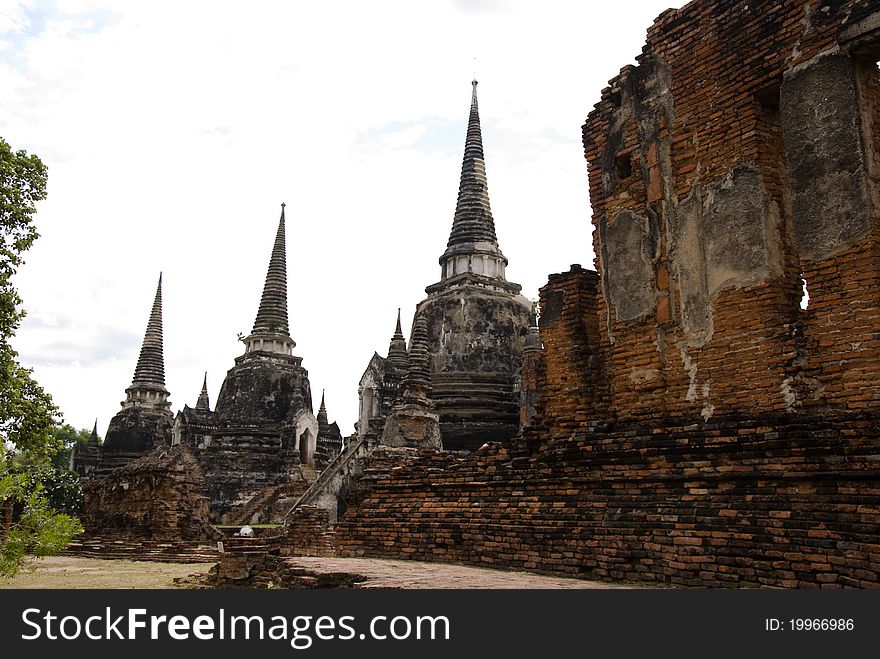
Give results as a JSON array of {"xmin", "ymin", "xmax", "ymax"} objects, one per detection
[{"xmin": 3, "ymin": 0, "xmax": 682, "ymax": 437}]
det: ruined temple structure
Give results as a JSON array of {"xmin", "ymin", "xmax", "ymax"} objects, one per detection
[
  {"xmin": 379, "ymin": 315, "xmax": 442, "ymax": 449},
  {"xmin": 80, "ymin": 206, "xmax": 344, "ymax": 526},
  {"xmin": 309, "ymin": 0, "xmax": 880, "ymax": 588},
  {"xmin": 68, "ymin": 420, "xmax": 102, "ymax": 478},
  {"xmin": 356, "ymin": 310, "xmax": 409, "ymax": 443},
  {"xmin": 314, "ymin": 392, "xmax": 344, "ymax": 470},
  {"xmin": 358, "ymin": 81, "xmax": 531, "ymax": 451},
  {"xmin": 170, "ymin": 204, "xmax": 345, "ymax": 522},
  {"xmin": 95, "ymin": 275, "xmax": 174, "ymax": 472},
  {"xmin": 79, "ymin": 0, "xmax": 880, "ymax": 589}
]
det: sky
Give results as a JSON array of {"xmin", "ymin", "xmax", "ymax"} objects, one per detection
[{"xmin": 2, "ymin": 0, "xmax": 683, "ymax": 437}]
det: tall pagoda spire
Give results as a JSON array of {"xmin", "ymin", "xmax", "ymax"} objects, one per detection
[
  {"xmin": 123, "ymin": 274, "xmax": 171, "ymax": 412},
  {"xmin": 317, "ymin": 389, "xmax": 328, "ymax": 424},
  {"xmin": 243, "ymin": 204, "xmax": 296, "ymax": 356},
  {"xmin": 196, "ymin": 372, "xmax": 210, "ymax": 411},
  {"xmin": 438, "ymin": 80, "xmax": 508, "ymax": 283},
  {"xmin": 404, "ymin": 314, "xmax": 431, "ymax": 393},
  {"xmin": 387, "ymin": 308, "xmax": 409, "ymax": 371}
]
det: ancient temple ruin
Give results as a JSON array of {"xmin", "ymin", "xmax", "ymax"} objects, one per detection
[
  {"xmin": 357, "ymin": 81, "xmax": 531, "ymax": 451},
  {"xmin": 278, "ymin": 0, "xmax": 880, "ymax": 588},
  {"xmin": 96, "ymin": 275, "xmax": 174, "ymax": 473},
  {"xmin": 78, "ymin": 206, "xmax": 343, "ymax": 526},
  {"xmin": 76, "ymin": 0, "xmax": 880, "ymax": 589}
]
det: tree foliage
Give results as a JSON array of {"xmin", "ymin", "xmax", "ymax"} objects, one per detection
[
  {"xmin": 51, "ymin": 424, "xmax": 93, "ymax": 470},
  {"xmin": 0, "ymin": 454, "xmax": 83, "ymax": 578},
  {"xmin": 12, "ymin": 464, "xmax": 84, "ymax": 516},
  {"xmin": 0, "ymin": 136, "xmax": 81, "ymax": 578},
  {"xmin": 0, "ymin": 137, "xmax": 60, "ymax": 460}
]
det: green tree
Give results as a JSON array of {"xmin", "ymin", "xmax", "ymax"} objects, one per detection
[
  {"xmin": 0, "ymin": 136, "xmax": 82, "ymax": 578},
  {"xmin": 12, "ymin": 463, "xmax": 84, "ymax": 516},
  {"xmin": 51, "ymin": 423, "xmax": 93, "ymax": 470},
  {"xmin": 1, "ymin": 454, "xmax": 83, "ymax": 578}
]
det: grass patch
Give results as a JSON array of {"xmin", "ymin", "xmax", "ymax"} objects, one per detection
[{"xmin": 0, "ymin": 556, "xmax": 213, "ymax": 589}]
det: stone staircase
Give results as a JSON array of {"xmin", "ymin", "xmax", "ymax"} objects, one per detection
[
  {"xmin": 225, "ymin": 464, "xmax": 320, "ymax": 526},
  {"xmin": 284, "ymin": 434, "xmax": 367, "ymax": 520}
]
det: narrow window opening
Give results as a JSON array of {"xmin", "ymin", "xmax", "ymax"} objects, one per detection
[{"xmin": 615, "ymin": 153, "xmax": 633, "ymax": 180}]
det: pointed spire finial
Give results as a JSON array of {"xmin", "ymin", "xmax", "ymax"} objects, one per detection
[
  {"xmin": 317, "ymin": 389, "xmax": 328, "ymax": 424},
  {"xmin": 91, "ymin": 419, "xmax": 99, "ymax": 442},
  {"xmin": 124, "ymin": 273, "xmax": 171, "ymax": 411},
  {"xmin": 437, "ymin": 80, "xmax": 507, "ymax": 282},
  {"xmin": 404, "ymin": 314, "xmax": 431, "ymax": 391},
  {"xmin": 196, "ymin": 372, "xmax": 210, "ymax": 411},
  {"xmin": 387, "ymin": 307, "xmax": 409, "ymax": 371},
  {"xmin": 130, "ymin": 274, "xmax": 167, "ymax": 389},
  {"xmin": 250, "ymin": 207, "xmax": 291, "ymax": 338}
]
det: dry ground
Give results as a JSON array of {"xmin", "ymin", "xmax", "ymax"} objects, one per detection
[
  {"xmin": 0, "ymin": 556, "xmax": 213, "ymax": 589},
  {"xmin": 0, "ymin": 555, "xmax": 639, "ymax": 589}
]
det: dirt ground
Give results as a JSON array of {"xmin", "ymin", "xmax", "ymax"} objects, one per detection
[
  {"xmin": 1, "ymin": 555, "xmax": 639, "ymax": 589},
  {"xmin": 0, "ymin": 556, "xmax": 213, "ymax": 589}
]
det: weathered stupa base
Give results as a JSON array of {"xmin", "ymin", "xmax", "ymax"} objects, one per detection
[{"xmin": 380, "ymin": 403, "xmax": 442, "ymax": 449}]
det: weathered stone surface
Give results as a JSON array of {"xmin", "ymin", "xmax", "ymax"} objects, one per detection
[
  {"xmin": 214, "ymin": 355, "xmax": 312, "ymax": 426},
  {"xmin": 669, "ymin": 187, "xmax": 711, "ymax": 343},
  {"xmin": 782, "ymin": 53, "xmax": 872, "ymax": 261},
  {"xmin": 99, "ymin": 407, "xmax": 173, "ymax": 472},
  {"xmin": 702, "ymin": 164, "xmax": 783, "ymax": 298},
  {"xmin": 415, "ymin": 283, "xmax": 529, "ymax": 450},
  {"xmin": 599, "ymin": 209, "xmax": 656, "ymax": 323},
  {"xmin": 83, "ymin": 445, "xmax": 214, "ymax": 541},
  {"xmin": 380, "ymin": 405, "xmax": 441, "ymax": 449}
]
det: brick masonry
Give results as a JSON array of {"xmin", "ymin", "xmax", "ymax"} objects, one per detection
[
  {"xmin": 335, "ymin": 414, "xmax": 880, "ymax": 587},
  {"xmin": 581, "ymin": 0, "xmax": 880, "ymax": 423},
  {"xmin": 327, "ymin": 0, "xmax": 880, "ymax": 588}
]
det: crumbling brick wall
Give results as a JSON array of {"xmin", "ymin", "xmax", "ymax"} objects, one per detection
[
  {"xmin": 83, "ymin": 445, "xmax": 215, "ymax": 542},
  {"xmin": 280, "ymin": 506, "xmax": 336, "ymax": 557},
  {"xmin": 336, "ymin": 417, "xmax": 880, "ymax": 587},
  {"xmin": 529, "ymin": 265, "xmax": 608, "ymax": 439},
  {"xmin": 580, "ymin": 0, "xmax": 880, "ymax": 423},
  {"xmin": 328, "ymin": 0, "xmax": 880, "ymax": 588}
]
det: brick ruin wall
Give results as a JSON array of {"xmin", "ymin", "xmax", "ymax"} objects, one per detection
[
  {"xmin": 326, "ymin": 0, "xmax": 880, "ymax": 587},
  {"xmin": 580, "ymin": 0, "xmax": 880, "ymax": 424},
  {"xmin": 335, "ymin": 418, "xmax": 880, "ymax": 587},
  {"xmin": 83, "ymin": 445, "xmax": 217, "ymax": 543}
]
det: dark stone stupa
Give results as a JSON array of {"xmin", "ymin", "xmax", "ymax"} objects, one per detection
[
  {"xmin": 413, "ymin": 80, "xmax": 531, "ymax": 450},
  {"xmin": 214, "ymin": 205, "xmax": 313, "ymax": 427},
  {"xmin": 99, "ymin": 275, "xmax": 174, "ymax": 471}
]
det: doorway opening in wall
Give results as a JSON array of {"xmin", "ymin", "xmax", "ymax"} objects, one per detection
[{"xmin": 298, "ymin": 429, "xmax": 313, "ymax": 467}]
